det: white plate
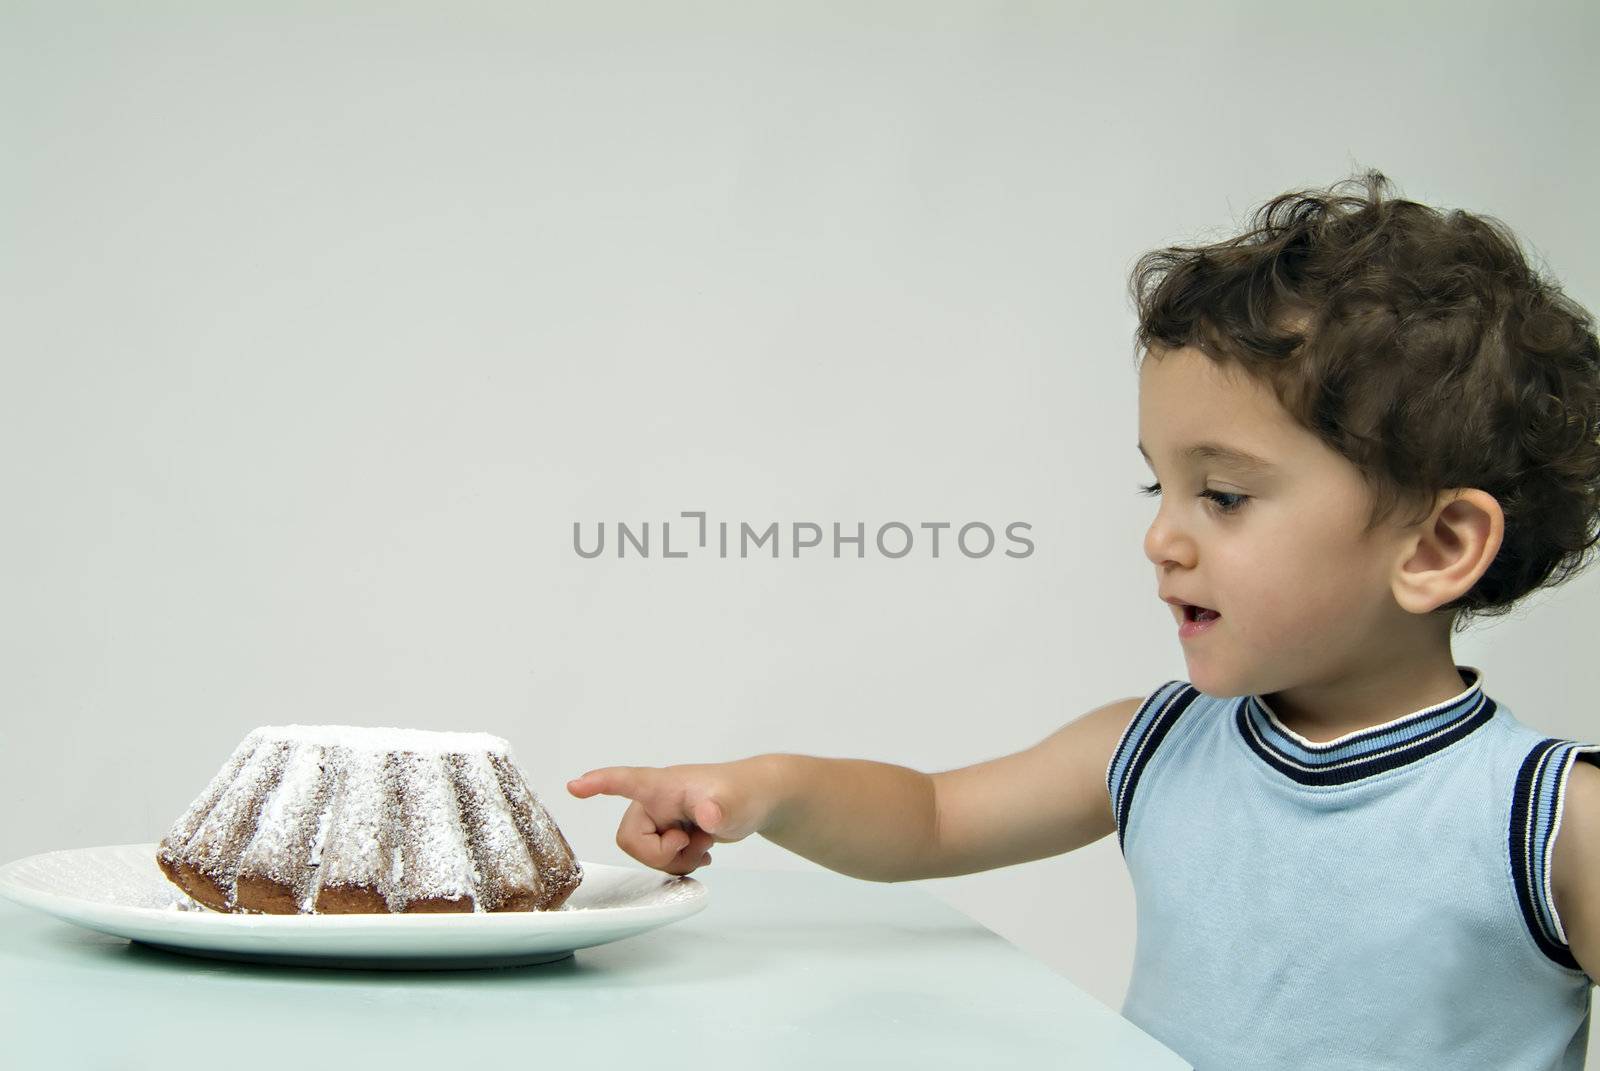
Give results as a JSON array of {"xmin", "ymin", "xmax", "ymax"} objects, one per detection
[{"xmin": 0, "ymin": 843, "xmax": 706, "ymax": 970}]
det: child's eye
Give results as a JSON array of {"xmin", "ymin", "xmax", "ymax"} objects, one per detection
[{"xmin": 1136, "ymin": 481, "xmax": 1248, "ymax": 515}]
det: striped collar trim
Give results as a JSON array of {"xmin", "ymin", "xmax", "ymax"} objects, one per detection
[{"xmin": 1236, "ymin": 666, "xmax": 1495, "ymax": 787}]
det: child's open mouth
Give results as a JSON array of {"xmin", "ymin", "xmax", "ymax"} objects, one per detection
[{"xmin": 1180, "ymin": 603, "xmax": 1221, "ymax": 638}]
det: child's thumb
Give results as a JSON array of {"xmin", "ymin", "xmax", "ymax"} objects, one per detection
[{"xmin": 693, "ymin": 797, "xmax": 725, "ymax": 834}]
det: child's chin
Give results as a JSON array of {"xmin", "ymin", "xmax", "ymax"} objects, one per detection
[{"xmin": 1182, "ymin": 663, "xmax": 1238, "ymax": 698}]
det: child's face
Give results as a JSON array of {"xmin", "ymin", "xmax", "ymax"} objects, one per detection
[{"xmin": 1137, "ymin": 345, "xmax": 1431, "ymax": 699}]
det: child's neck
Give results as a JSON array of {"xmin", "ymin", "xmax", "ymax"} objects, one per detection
[{"xmin": 1258, "ymin": 658, "xmax": 1472, "ymax": 745}]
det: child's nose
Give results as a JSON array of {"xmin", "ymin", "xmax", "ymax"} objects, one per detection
[{"xmin": 1143, "ymin": 514, "xmax": 1196, "ymax": 571}]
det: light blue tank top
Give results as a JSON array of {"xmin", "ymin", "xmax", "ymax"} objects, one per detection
[{"xmin": 1106, "ymin": 665, "xmax": 1597, "ymax": 1070}]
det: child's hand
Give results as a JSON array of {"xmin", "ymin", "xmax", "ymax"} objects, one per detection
[{"xmin": 566, "ymin": 760, "xmax": 775, "ymax": 877}]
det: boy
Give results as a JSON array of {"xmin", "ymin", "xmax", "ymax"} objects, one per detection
[{"xmin": 567, "ymin": 170, "xmax": 1600, "ymax": 1070}]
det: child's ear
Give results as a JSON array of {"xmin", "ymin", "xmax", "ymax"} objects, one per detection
[{"xmin": 1390, "ymin": 488, "xmax": 1504, "ymax": 615}]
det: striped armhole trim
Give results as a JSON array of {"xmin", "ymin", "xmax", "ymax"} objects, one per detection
[
  {"xmin": 1510, "ymin": 738, "xmax": 1600, "ymax": 970},
  {"xmin": 1106, "ymin": 681, "xmax": 1201, "ymax": 856}
]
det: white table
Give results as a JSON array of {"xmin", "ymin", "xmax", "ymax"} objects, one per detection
[{"xmin": 0, "ymin": 864, "xmax": 1188, "ymax": 1069}]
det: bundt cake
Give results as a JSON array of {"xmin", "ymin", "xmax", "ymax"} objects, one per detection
[{"xmin": 156, "ymin": 725, "xmax": 583, "ymax": 914}]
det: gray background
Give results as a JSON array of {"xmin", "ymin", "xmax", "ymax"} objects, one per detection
[{"xmin": 4, "ymin": 0, "xmax": 1597, "ymax": 1056}]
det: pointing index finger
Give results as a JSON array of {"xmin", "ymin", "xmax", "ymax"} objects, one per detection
[{"xmin": 567, "ymin": 766, "xmax": 642, "ymax": 799}]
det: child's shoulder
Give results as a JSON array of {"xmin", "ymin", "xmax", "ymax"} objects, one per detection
[{"xmin": 1553, "ymin": 756, "xmax": 1600, "ymax": 982}]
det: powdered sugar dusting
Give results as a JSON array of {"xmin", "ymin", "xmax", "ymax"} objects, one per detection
[{"xmin": 254, "ymin": 725, "xmax": 508, "ymax": 756}]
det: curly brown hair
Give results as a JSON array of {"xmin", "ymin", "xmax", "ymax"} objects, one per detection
[{"xmin": 1127, "ymin": 169, "xmax": 1600, "ymax": 633}]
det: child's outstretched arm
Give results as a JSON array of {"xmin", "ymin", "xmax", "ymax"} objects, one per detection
[
  {"xmin": 565, "ymin": 756, "xmax": 936, "ymax": 881},
  {"xmin": 566, "ymin": 693, "xmax": 1144, "ymax": 883},
  {"xmin": 919, "ymin": 693, "xmax": 1143, "ymax": 878}
]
